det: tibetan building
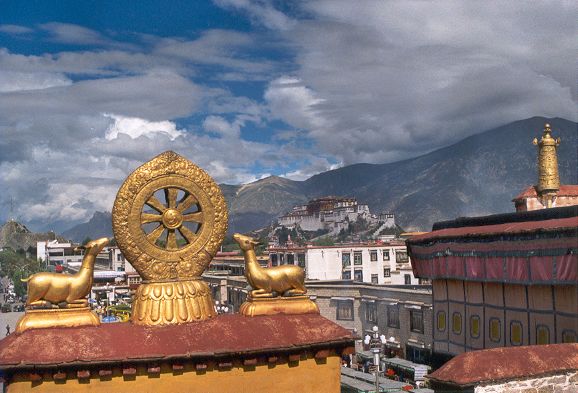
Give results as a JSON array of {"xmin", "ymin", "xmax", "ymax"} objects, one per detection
[
  {"xmin": 0, "ymin": 152, "xmax": 354, "ymax": 392},
  {"xmin": 407, "ymin": 205, "xmax": 577, "ymax": 366},
  {"xmin": 407, "ymin": 123, "xmax": 578, "ymax": 367}
]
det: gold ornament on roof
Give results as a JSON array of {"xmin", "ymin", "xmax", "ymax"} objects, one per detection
[
  {"xmin": 112, "ymin": 151, "xmax": 228, "ymax": 325},
  {"xmin": 233, "ymin": 233, "xmax": 319, "ymax": 317},
  {"xmin": 15, "ymin": 238, "xmax": 109, "ymax": 333},
  {"xmin": 533, "ymin": 123, "xmax": 561, "ymax": 208}
]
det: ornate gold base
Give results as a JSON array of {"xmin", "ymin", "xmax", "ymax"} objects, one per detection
[
  {"xmin": 132, "ymin": 279, "xmax": 216, "ymax": 325},
  {"xmin": 15, "ymin": 307, "xmax": 100, "ymax": 333},
  {"xmin": 240, "ymin": 295, "xmax": 319, "ymax": 317}
]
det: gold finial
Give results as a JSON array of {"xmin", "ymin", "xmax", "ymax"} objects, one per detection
[
  {"xmin": 533, "ymin": 122, "xmax": 561, "ymax": 208},
  {"xmin": 112, "ymin": 151, "xmax": 228, "ymax": 325}
]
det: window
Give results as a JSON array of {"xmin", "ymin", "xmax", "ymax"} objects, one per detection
[
  {"xmin": 353, "ymin": 251, "xmax": 363, "ymax": 265},
  {"xmin": 383, "ymin": 268, "xmax": 391, "ymax": 277},
  {"xmin": 562, "ymin": 330, "xmax": 577, "ymax": 343},
  {"xmin": 411, "ymin": 310, "xmax": 424, "ymax": 333},
  {"xmin": 297, "ymin": 253, "xmax": 305, "ymax": 268},
  {"xmin": 396, "ymin": 251, "xmax": 408, "ymax": 263},
  {"xmin": 383, "ymin": 250, "xmax": 390, "ymax": 261},
  {"xmin": 117, "ymin": 254, "xmax": 123, "ymax": 261},
  {"xmin": 470, "ymin": 315, "xmax": 480, "ymax": 338},
  {"xmin": 404, "ymin": 274, "xmax": 411, "ymax": 285},
  {"xmin": 365, "ymin": 302, "xmax": 377, "ymax": 323},
  {"xmin": 271, "ymin": 254, "xmax": 278, "ymax": 266},
  {"xmin": 342, "ymin": 253, "xmax": 351, "ymax": 268},
  {"xmin": 437, "ymin": 311, "xmax": 446, "ymax": 332},
  {"xmin": 536, "ymin": 325, "xmax": 550, "ymax": 345},
  {"xmin": 354, "ymin": 269, "xmax": 363, "ymax": 282},
  {"xmin": 337, "ymin": 300, "xmax": 354, "ymax": 321},
  {"xmin": 387, "ymin": 305, "xmax": 400, "ymax": 328},
  {"xmin": 287, "ymin": 254, "xmax": 295, "ymax": 265},
  {"xmin": 370, "ymin": 250, "xmax": 378, "ymax": 262},
  {"xmin": 371, "ymin": 274, "xmax": 378, "ymax": 284},
  {"xmin": 489, "ymin": 318, "xmax": 501, "ymax": 342},
  {"xmin": 279, "ymin": 254, "xmax": 285, "ymax": 265},
  {"xmin": 342, "ymin": 270, "xmax": 351, "ymax": 280},
  {"xmin": 510, "ymin": 321, "xmax": 523, "ymax": 346},
  {"xmin": 452, "ymin": 312, "xmax": 462, "ymax": 335}
]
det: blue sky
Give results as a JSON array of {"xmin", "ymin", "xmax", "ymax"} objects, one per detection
[{"xmin": 0, "ymin": 0, "xmax": 576, "ymax": 230}]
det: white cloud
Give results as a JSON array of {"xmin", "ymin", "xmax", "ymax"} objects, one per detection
[
  {"xmin": 265, "ymin": 76, "xmax": 326, "ymax": 130},
  {"xmin": 257, "ymin": 0, "xmax": 578, "ymax": 164},
  {"xmin": 104, "ymin": 114, "xmax": 184, "ymax": 141},
  {"xmin": 0, "ymin": 24, "xmax": 33, "ymax": 34},
  {"xmin": 38, "ymin": 22, "xmax": 112, "ymax": 46},
  {"xmin": 213, "ymin": 0, "xmax": 296, "ymax": 31},
  {"xmin": 0, "ymin": 71, "xmax": 72, "ymax": 93}
]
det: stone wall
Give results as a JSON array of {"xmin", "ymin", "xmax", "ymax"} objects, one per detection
[{"xmin": 475, "ymin": 372, "xmax": 578, "ymax": 393}]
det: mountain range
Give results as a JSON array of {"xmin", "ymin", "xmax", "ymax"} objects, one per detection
[{"xmin": 60, "ymin": 117, "xmax": 577, "ymax": 242}]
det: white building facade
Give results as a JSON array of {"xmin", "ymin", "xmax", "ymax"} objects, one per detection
[{"xmin": 268, "ymin": 242, "xmax": 420, "ymax": 285}]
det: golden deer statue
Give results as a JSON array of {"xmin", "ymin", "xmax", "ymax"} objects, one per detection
[
  {"xmin": 233, "ymin": 233, "xmax": 306, "ymax": 298},
  {"xmin": 22, "ymin": 237, "xmax": 109, "ymax": 308}
]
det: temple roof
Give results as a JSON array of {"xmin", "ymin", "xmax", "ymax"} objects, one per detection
[
  {"xmin": 427, "ymin": 343, "xmax": 578, "ymax": 387},
  {"xmin": 0, "ymin": 313, "xmax": 353, "ymax": 370},
  {"xmin": 513, "ymin": 184, "xmax": 578, "ymax": 201}
]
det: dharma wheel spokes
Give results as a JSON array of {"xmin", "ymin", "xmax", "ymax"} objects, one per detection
[{"xmin": 140, "ymin": 186, "xmax": 204, "ymax": 250}]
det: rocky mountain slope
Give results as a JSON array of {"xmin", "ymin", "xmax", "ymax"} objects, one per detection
[
  {"xmin": 60, "ymin": 116, "xmax": 577, "ymax": 238},
  {"xmin": 0, "ymin": 220, "xmax": 67, "ymax": 251}
]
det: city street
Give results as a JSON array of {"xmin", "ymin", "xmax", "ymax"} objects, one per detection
[{"xmin": 0, "ymin": 310, "xmax": 24, "ymax": 337}]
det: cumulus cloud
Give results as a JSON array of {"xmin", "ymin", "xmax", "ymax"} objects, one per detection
[
  {"xmin": 2, "ymin": 2, "xmax": 576, "ymax": 231},
  {"xmin": 237, "ymin": 0, "xmax": 578, "ymax": 164},
  {"xmin": 104, "ymin": 115, "xmax": 184, "ymax": 141}
]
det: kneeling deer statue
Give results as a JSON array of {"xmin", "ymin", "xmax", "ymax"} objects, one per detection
[
  {"xmin": 22, "ymin": 237, "xmax": 109, "ymax": 308},
  {"xmin": 233, "ymin": 233, "xmax": 306, "ymax": 298}
]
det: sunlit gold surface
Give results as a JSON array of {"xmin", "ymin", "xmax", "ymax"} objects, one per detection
[
  {"xmin": 22, "ymin": 238, "xmax": 109, "ymax": 309},
  {"xmin": 234, "ymin": 233, "xmax": 316, "ymax": 316},
  {"xmin": 15, "ymin": 307, "xmax": 99, "ymax": 333},
  {"xmin": 533, "ymin": 123, "xmax": 561, "ymax": 207},
  {"xmin": 240, "ymin": 295, "xmax": 319, "ymax": 317},
  {"xmin": 112, "ymin": 151, "xmax": 228, "ymax": 325},
  {"xmin": 132, "ymin": 279, "xmax": 215, "ymax": 324}
]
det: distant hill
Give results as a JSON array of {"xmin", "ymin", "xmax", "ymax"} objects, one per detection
[
  {"xmin": 60, "ymin": 117, "xmax": 577, "ymax": 238},
  {"xmin": 62, "ymin": 211, "xmax": 113, "ymax": 243},
  {"xmin": 223, "ymin": 117, "xmax": 577, "ymax": 232},
  {"xmin": 0, "ymin": 220, "xmax": 67, "ymax": 251}
]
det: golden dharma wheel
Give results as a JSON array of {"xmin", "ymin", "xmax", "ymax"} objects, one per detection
[
  {"xmin": 112, "ymin": 151, "xmax": 228, "ymax": 280},
  {"xmin": 112, "ymin": 151, "xmax": 227, "ymax": 324}
]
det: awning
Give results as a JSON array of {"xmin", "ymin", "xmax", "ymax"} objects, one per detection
[
  {"xmin": 332, "ymin": 296, "xmax": 354, "ymax": 301},
  {"xmin": 94, "ymin": 271, "xmax": 126, "ymax": 279}
]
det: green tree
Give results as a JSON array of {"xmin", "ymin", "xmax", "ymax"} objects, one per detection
[{"xmin": 82, "ymin": 236, "xmax": 92, "ymax": 245}]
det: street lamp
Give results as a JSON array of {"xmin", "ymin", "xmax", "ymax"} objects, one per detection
[{"xmin": 364, "ymin": 326, "xmax": 387, "ymax": 393}]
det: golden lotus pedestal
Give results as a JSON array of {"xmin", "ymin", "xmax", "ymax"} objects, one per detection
[
  {"xmin": 15, "ymin": 307, "xmax": 100, "ymax": 333},
  {"xmin": 132, "ymin": 279, "xmax": 216, "ymax": 325},
  {"xmin": 240, "ymin": 295, "xmax": 319, "ymax": 317}
]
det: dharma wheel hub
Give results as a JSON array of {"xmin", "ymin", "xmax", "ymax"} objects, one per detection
[{"xmin": 112, "ymin": 151, "xmax": 228, "ymax": 325}]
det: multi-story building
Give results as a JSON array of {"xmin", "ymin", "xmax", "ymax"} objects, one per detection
[
  {"xmin": 202, "ymin": 274, "xmax": 433, "ymax": 364},
  {"xmin": 37, "ymin": 240, "xmax": 112, "ymax": 269},
  {"xmin": 109, "ymin": 246, "xmax": 141, "ymax": 288},
  {"xmin": 268, "ymin": 241, "xmax": 420, "ymax": 285}
]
